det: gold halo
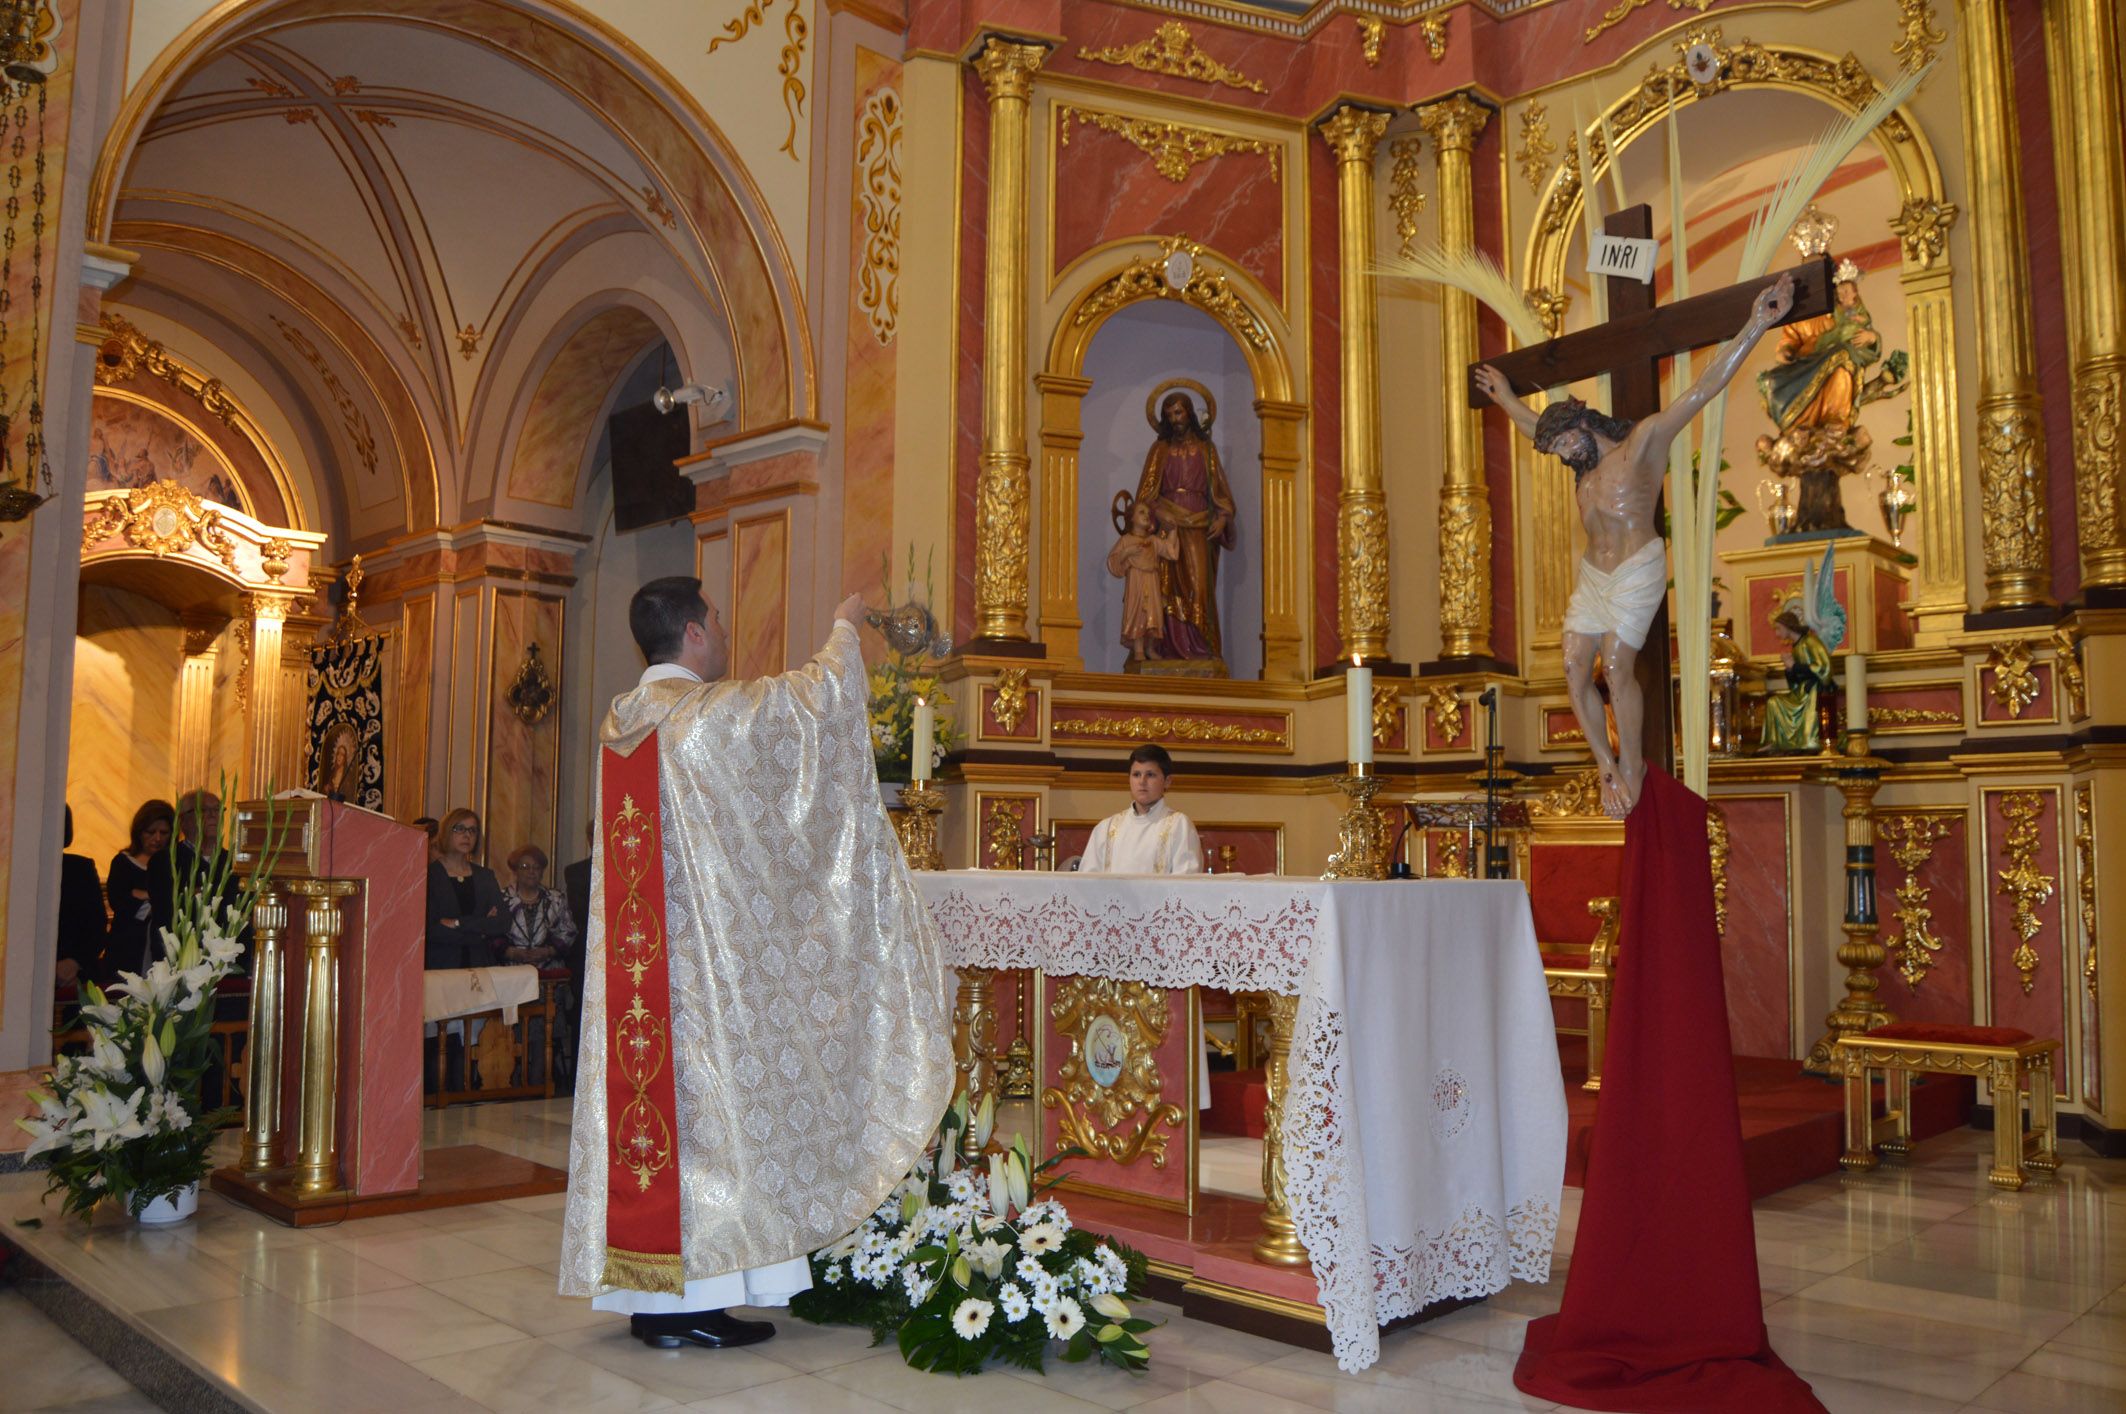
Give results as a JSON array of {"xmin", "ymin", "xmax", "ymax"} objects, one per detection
[{"xmin": 1145, "ymin": 378, "xmax": 1216, "ymax": 432}]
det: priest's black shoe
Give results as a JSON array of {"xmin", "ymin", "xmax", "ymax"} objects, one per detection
[{"xmin": 629, "ymin": 1311, "xmax": 776, "ymax": 1349}]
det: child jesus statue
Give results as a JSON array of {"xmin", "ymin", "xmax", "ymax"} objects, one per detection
[{"xmin": 1107, "ymin": 497, "xmax": 1179, "ymax": 665}]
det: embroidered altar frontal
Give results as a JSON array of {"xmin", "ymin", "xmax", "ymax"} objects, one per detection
[{"xmin": 916, "ymin": 872, "xmax": 1569, "ymax": 1372}]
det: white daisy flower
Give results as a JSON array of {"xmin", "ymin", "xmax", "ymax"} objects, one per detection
[
  {"xmin": 952, "ymin": 1298, "xmax": 993, "ymax": 1340},
  {"xmin": 1028, "ymin": 1270, "xmax": 1061, "ymax": 1312},
  {"xmin": 901, "ymin": 1265, "xmax": 935, "ymax": 1306},
  {"xmin": 944, "ymin": 1170, "xmax": 980, "ymax": 1203},
  {"xmin": 998, "ymin": 1285, "xmax": 1032, "ymax": 1323},
  {"xmin": 1019, "ymin": 1221, "xmax": 1065, "ymax": 1256},
  {"xmin": 1044, "ymin": 1296, "xmax": 1086, "ymax": 1341}
]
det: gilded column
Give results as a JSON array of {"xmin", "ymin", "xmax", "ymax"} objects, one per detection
[
  {"xmin": 1417, "ymin": 94, "xmax": 1495, "ymax": 658},
  {"xmin": 1321, "ymin": 105, "xmax": 1393, "ymax": 662},
  {"xmin": 245, "ymin": 594, "xmax": 290, "ymax": 790},
  {"xmin": 1956, "ymin": 0, "xmax": 2054, "ymax": 609},
  {"xmin": 971, "ymin": 38, "xmax": 1046, "ymax": 643},
  {"xmin": 2043, "ymin": 0, "xmax": 2126, "ymax": 587},
  {"xmin": 1888, "ymin": 195, "xmax": 1966, "ymax": 630},
  {"xmin": 176, "ymin": 617, "xmax": 222, "ymax": 792}
]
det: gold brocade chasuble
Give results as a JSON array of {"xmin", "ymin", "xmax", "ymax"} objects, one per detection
[{"xmin": 560, "ymin": 622, "xmax": 953, "ymax": 1298}]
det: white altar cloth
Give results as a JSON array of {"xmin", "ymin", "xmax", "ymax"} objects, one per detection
[
  {"xmin": 422, "ymin": 965, "xmax": 541, "ymax": 1025},
  {"xmin": 913, "ymin": 871, "xmax": 1567, "ymax": 1372}
]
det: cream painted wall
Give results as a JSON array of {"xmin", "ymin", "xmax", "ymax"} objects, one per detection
[{"xmin": 123, "ymin": 1, "xmax": 818, "ymax": 309}]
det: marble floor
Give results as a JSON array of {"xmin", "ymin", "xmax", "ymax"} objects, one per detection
[{"xmin": 3, "ymin": 1100, "xmax": 2124, "ymax": 1413}]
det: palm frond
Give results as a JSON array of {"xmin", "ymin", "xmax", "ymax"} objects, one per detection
[
  {"xmin": 1735, "ymin": 63, "xmax": 1930, "ymax": 279},
  {"xmin": 1373, "ymin": 244, "xmax": 1550, "ymax": 349}
]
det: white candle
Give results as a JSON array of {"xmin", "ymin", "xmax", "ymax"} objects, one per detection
[
  {"xmin": 912, "ymin": 697, "xmax": 936, "ymax": 782},
  {"xmin": 1846, "ymin": 652, "xmax": 1868, "ymax": 733},
  {"xmin": 1347, "ymin": 661, "xmax": 1374, "ymax": 767}
]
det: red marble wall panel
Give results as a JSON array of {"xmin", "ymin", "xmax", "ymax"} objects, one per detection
[
  {"xmin": 1744, "ymin": 567, "xmax": 1851, "ymax": 660},
  {"xmin": 2008, "ymin": 1, "xmax": 2081, "ymax": 604},
  {"xmin": 1874, "ymin": 814, "xmax": 1972, "ymax": 1029},
  {"xmin": 1978, "ymin": 662, "xmax": 2057, "ymax": 724},
  {"xmin": 1873, "ymin": 568, "xmax": 1912, "ymax": 651},
  {"xmin": 1984, "ymin": 789, "xmax": 2066, "ymax": 1064},
  {"xmin": 1050, "ymin": 122, "xmax": 1284, "ymax": 303},
  {"xmin": 1055, "ymin": 821, "xmax": 1093, "ymax": 866},
  {"xmin": 1424, "ymin": 699, "xmax": 1473, "ymax": 752},
  {"xmin": 1543, "ymin": 707, "xmax": 1587, "ymax": 750},
  {"xmin": 954, "ymin": 68, "xmax": 988, "ymax": 646},
  {"xmin": 1196, "ymin": 824, "xmax": 1279, "ymax": 875},
  {"xmin": 1310, "ymin": 140, "xmax": 1342, "ymax": 666},
  {"xmin": 979, "ymin": 683, "xmax": 1042, "ymax": 739},
  {"xmin": 1041, "ymin": 976, "xmax": 1192, "ymax": 1207},
  {"xmin": 977, "ymin": 793, "xmax": 1041, "ymax": 869},
  {"xmin": 1715, "ymin": 797, "xmax": 1793, "ymax": 1059},
  {"xmin": 1869, "ymin": 681, "xmax": 1964, "ymax": 735},
  {"xmin": 1527, "ymin": 841, "xmax": 1624, "ymax": 946}
]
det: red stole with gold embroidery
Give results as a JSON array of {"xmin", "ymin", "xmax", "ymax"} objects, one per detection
[{"xmin": 599, "ymin": 736, "xmax": 685, "ymax": 1293}]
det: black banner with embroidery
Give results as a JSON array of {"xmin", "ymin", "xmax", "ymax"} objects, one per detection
[{"xmin": 305, "ymin": 636, "xmax": 385, "ymax": 810}]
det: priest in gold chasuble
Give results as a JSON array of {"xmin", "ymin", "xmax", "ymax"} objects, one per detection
[{"xmin": 560, "ymin": 577, "xmax": 953, "ymax": 1351}]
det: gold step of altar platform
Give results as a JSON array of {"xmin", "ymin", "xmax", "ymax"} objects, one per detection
[{"xmin": 209, "ymin": 1143, "xmax": 566, "ymax": 1227}]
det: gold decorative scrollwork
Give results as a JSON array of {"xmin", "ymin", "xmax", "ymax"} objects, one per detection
[
  {"xmin": 1996, "ymin": 792, "xmax": 2055, "ymax": 996},
  {"xmin": 1879, "ymin": 814, "xmax": 1951, "ymax": 988},
  {"xmin": 889, "ymin": 781, "xmax": 945, "ymax": 871},
  {"xmin": 2053, "ymin": 626, "xmax": 2086, "ymax": 720},
  {"xmin": 1525, "ymin": 285, "xmax": 1570, "ymax": 337},
  {"xmin": 258, "ymin": 538, "xmax": 293, "ymax": 581},
  {"xmin": 1431, "ymin": 829, "xmax": 1470, "ymax": 879},
  {"xmin": 1388, "ymin": 137, "xmax": 1426, "ymax": 261},
  {"xmin": 1985, "ymin": 638, "xmax": 2042, "ymax": 718},
  {"xmin": 1372, "ymin": 682, "xmax": 1402, "ymax": 746},
  {"xmin": 1058, "ymin": 105, "xmax": 1279, "ymax": 185},
  {"xmin": 1040, "ymin": 976, "xmax": 1185, "ymax": 1168},
  {"xmin": 1977, "ymin": 407, "xmax": 2052, "ymax": 602},
  {"xmin": 1891, "ymin": 0, "xmax": 1946, "ymax": 73},
  {"xmin": 1073, "ymin": 237, "xmax": 1272, "ymax": 352},
  {"xmin": 1889, "ymin": 196, "xmax": 1957, "ymax": 271},
  {"xmin": 1356, "ymin": 14, "xmax": 1383, "ymax": 67},
  {"xmin": 2074, "ymin": 786, "xmax": 2096, "ymax": 1002},
  {"xmin": 1076, "ymin": 21, "xmax": 1266, "ymax": 94},
  {"xmin": 1516, "ymin": 102, "xmax": 1557, "ymax": 194},
  {"xmin": 1053, "ymin": 713, "xmax": 1283, "ymax": 746},
  {"xmin": 1425, "ymin": 682, "xmax": 1465, "ymax": 744},
  {"xmin": 95, "ymin": 315, "xmax": 241, "ymax": 434},
  {"xmin": 639, "ymin": 185, "xmax": 676, "ymax": 229},
  {"xmin": 506, "ymin": 642, "xmax": 556, "ymax": 726},
  {"xmin": 1708, "ymin": 803, "xmax": 1731, "ymax": 935},
  {"xmin": 1869, "ymin": 705, "xmax": 1962, "ymax": 726},
  {"xmin": 2071, "ymin": 366, "xmax": 2122, "ymax": 576},
  {"xmin": 992, "ymin": 666, "xmax": 1030, "ymax": 732},
  {"xmin": 271, "ymin": 316, "xmax": 379, "ymax": 481},
  {"xmin": 707, "ymin": 0, "xmax": 808, "ymax": 159},
  {"xmin": 856, "ymin": 87, "xmax": 902, "ymax": 346},
  {"xmin": 1339, "ymin": 495, "xmax": 1391, "ymax": 650},
  {"xmin": 983, "ymin": 797, "xmax": 1029, "ymax": 870},
  {"xmin": 1583, "ymin": 0, "xmax": 1715, "ymax": 46},
  {"xmin": 1529, "ymin": 768, "xmax": 1608, "ymax": 819},
  {"xmin": 1420, "ymin": 13, "xmax": 1449, "ymax": 61},
  {"xmin": 1437, "ymin": 489, "xmax": 1489, "ymax": 653},
  {"xmin": 456, "ymin": 324, "xmax": 482, "ymax": 359},
  {"xmin": 1415, "ymin": 92, "xmax": 1488, "ymax": 154},
  {"xmin": 82, "ymin": 480, "xmax": 240, "ymax": 571}
]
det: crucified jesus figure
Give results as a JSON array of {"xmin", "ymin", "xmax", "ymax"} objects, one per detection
[{"xmin": 1475, "ymin": 271, "xmax": 1795, "ymax": 819}]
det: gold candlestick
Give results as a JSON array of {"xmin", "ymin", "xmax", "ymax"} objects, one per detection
[
  {"xmin": 952, "ymin": 968, "xmax": 999, "ymax": 1159},
  {"xmin": 1322, "ymin": 768, "xmax": 1389, "ymax": 880},
  {"xmin": 891, "ymin": 781, "xmax": 946, "ymax": 871},
  {"xmin": 1803, "ymin": 735, "xmax": 1891, "ymax": 1075}
]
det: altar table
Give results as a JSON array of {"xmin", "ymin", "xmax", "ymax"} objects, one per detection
[{"xmin": 913, "ymin": 871, "xmax": 1568, "ymax": 1372}]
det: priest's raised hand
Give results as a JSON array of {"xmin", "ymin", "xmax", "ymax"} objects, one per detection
[{"xmin": 559, "ymin": 574, "xmax": 953, "ymax": 1351}]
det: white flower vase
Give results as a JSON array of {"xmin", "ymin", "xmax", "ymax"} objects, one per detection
[{"xmin": 135, "ymin": 1182, "xmax": 199, "ymax": 1225}]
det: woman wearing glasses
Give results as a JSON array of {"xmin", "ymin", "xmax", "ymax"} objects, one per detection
[{"xmin": 424, "ymin": 808, "xmax": 510, "ymax": 969}]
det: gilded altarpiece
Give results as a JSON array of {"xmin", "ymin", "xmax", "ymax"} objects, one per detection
[
  {"xmin": 1040, "ymin": 974, "xmax": 1197, "ymax": 1213},
  {"xmin": 1981, "ymin": 786, "xmax": 2068, "ymax": 1099},
  {"xmin": 1871, "ymin": 810, "xmax": 1973, "ymax": 1028}
]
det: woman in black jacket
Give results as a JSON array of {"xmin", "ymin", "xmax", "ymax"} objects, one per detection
[
  {"xmin": 106, "ymin": 799, "xmax": 175, "ymax": 979},
  {"xmin": 425, "ymin": 807, "xmax": 510, "ymax": 969}
]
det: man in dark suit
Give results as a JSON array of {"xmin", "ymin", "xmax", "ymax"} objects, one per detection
[{"xmin": 56, "ymin": 806, "xmax": 108, "ymax": 991}]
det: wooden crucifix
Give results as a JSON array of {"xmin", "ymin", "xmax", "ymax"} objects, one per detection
[{"xmin": 1471, "ymin": 206, "xmax": 1834, "ymax": 791}]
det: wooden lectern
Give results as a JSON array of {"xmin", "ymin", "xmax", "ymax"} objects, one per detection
[{"xmin": 211, "ymin": 799, "xmax": 426, "ymax": 1222}]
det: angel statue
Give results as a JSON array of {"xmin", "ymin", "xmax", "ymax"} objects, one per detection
[{"xmin": 1760, "ymin": 545, "xmax": 1846, "ymax": 754}]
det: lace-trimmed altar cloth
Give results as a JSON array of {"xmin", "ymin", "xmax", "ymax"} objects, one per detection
[{"xmin": 914, "ymin": 872, "xmax": 1568, "ymax": 1372}]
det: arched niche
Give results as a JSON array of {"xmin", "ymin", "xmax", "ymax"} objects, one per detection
[
  {"xmin": 1516, "ymin": 35, "xmax": 1965, "ymax": 633},
  {"xmin": 1039, "ymin": 238, "xmax": 1306, "ymax": 682}
]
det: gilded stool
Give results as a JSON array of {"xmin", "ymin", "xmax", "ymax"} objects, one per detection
[
  {"xmin": 1540, "ymin": 896, "xmax": 1619, "ymax": 1093},
  {"xmin": 1834, "ymin": 1022, "xmax": 2060, "ymax": 1191}
]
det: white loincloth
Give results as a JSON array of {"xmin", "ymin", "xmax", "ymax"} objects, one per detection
[{"xmin": 1562, "ymin": 539, "xmax": 1667, "ymax": 650}]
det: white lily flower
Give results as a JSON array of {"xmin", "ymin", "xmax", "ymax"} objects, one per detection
[
  {"xmin": 142, "ymin": 1033, "xmax": 166, "ymax": 1087},
  {"xmin": 77, "ymin": 1086, "xmax": 149, "ymax": 1151},
  {"xmin": 86, "ymin": 1032, "xmax": 128, "ymax": 1083}
]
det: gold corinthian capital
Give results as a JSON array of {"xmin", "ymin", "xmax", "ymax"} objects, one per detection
[
  {"xmin": 1417, "ymin": 92, "xmax": 1495, "ymax": 659},
  {"xmin": 1320, "ymin": 106, "xmax": 1392, "ymax": 661},
  {"xmin": 971, "ymin": 37, "xmax": 1047, "ymax": 642},
  {"xmin": 1956, "ymin": 0, "xmax": 2054, "ymax": 609}
]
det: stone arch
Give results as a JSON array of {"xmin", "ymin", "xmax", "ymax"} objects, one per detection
[
  {"xmin": 1038, "ymin": 238, "xmax": 1307, "ymax": 680},
  {"xmin": 89, "ymin": 0, "xmax": 813, "ymax": 447}
]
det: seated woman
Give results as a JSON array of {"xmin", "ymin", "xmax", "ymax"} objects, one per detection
[
  {"xmin": 501, "ymin": 844, "xmax": 575, "ymax": 967},
  {"xmin": 425, "ymin": 808, "xmax": 509, "ymax": 969},
  {"xmin": 57, "ymin": 805, "xmax": 109, "ymax": 993},
  {"xmin": 106, "ymin": 799, "xmax": 174, "ymax": 980}
]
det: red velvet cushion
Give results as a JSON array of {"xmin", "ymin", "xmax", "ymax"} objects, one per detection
[
  {"xmin": 1540, "ymin": 945, "xmax": 1593, "ymax": 969},
  {"xmin": 538, "ymin": 966, "xmax": 573, "ymax": 981},
  {"xmin": 1528, "ymin": 844, "xmax": 1625, "ymax": 947},
  {"xmin": 1867, "ymin": 1022, "xmax": 2032, "ymax": 1045}
]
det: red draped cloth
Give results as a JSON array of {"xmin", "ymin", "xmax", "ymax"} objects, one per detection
[{"xmin": 1513, "ymin": 769, "xmax": 1823, "ymax": 1412}]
